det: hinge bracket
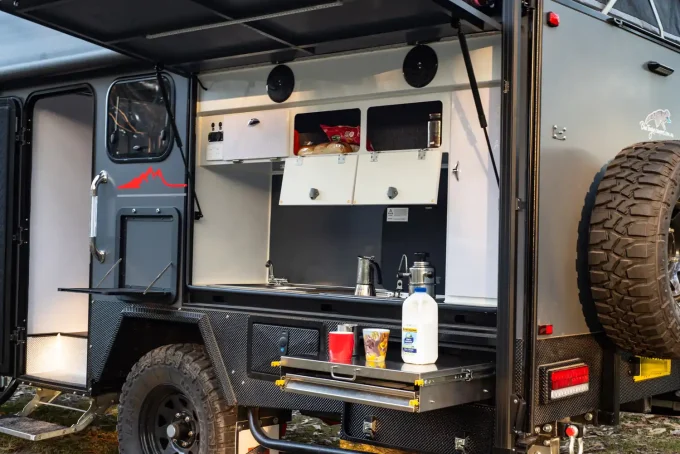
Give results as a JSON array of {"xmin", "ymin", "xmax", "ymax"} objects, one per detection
[
  {"xmin": 511, "ymin": 394, "xmax": 527, "ymax": 435},
  {"xmin": 10, "ymin": 327, "xmax": 26, "ymax": 345},
  {"xmin": 13, "ymin": 226, "xmax": 27, "ymax": 245}
]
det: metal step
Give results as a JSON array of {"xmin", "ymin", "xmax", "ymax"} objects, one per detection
[
  {"xmin": 0, "ymin": 415, "xmax": 75, "ymax": 441},
  {"xmin": 0, "ymin": 388, "xmax": 119, "ymax": 442}
]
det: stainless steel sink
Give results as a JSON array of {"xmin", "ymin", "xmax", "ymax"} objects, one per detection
[{"xmin": 222, "ymin": 283, "xmax": 402, "ymax": 299}]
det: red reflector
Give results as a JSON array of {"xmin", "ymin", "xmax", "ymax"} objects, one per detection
[
  {"xmin": 539, "ymin": 324, "xmax": 553, "ymax": 335},
  {"xmin": 565, "ymin": 425, "xmax": 578, "ymax": 438},
  {"xmin": 550, "ymin": 365, "xmax": 589, "ymax": 390},
  {"xmin": 547, "ymin": 12, "xmax": 560, "ymax": 27}
]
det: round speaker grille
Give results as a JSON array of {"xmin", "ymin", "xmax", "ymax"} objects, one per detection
[
  {"xmin": 266, "ymin": 65, "xmax": 295, "ymax": 103},
  {"xmin": 403, "ymin": 45, "xmax": 438, "ymax": 88}
]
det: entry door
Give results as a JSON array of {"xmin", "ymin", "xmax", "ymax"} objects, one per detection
[
  {"xmin": 0, "ymin": 98, "xmax": 21, "ymax": 377},
  {"xmin": 89, "ymin": 75, "xmax": 186, "ymax": 303}
]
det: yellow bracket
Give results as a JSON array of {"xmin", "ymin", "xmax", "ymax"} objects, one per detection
[
  {"xmin": 414, "ymin": 379, "xmax": 424, "ymax": 387},
  {"xmin": 271, "ymin": 361, "xmax": 281, "ymax": 367},
  {"xmin": 275, "ymin": 379, "xmax": 286, "ymax": 387},
  {"xmin": 408, "ymin": 399, "xmax": 420, "ymax": 408},
  {"xmin": 633, "ymin": 357, "xmax": 671, "ymax": 382}
]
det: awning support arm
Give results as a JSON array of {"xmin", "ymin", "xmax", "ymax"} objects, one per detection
[{"xmin": 155, "ymin": 65, "xmax": 204, "ymax": 220}]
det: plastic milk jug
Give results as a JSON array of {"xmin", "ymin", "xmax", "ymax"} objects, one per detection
[{"xmin": 401, "ymin": 287, "xmax": 438, "ymax": 365}]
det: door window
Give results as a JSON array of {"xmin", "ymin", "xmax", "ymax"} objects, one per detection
[{"xmin": 106, "ymin": 76, "xmax": 173, "ymax": 162}]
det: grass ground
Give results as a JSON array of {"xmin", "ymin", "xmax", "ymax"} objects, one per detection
[{"xmin": 0, "ymin": 394, "xmax": 678, "ymax": 454}]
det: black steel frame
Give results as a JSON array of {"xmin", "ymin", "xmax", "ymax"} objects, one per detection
[
  {"xmin": 494, "ymin": 0, "xmax": 524, "ymax": 451},
  {"xmin": 523, "ymin": 0, "xmax": 545, "ymax": 432},
  {"xmin": 0, "ymin": 97, "xmax": 21, "ymax": 379}
]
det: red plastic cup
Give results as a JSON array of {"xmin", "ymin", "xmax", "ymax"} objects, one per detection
[{"xmin": 328, "ymin": 331, "xmax": 355, "ymax": 363}]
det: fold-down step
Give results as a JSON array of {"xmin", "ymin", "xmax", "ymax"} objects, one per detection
[{"xmin": 278, "ymin": 355, "xmax": 494, "ymax": 413}]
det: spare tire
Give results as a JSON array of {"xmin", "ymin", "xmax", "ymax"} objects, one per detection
[{"xmin": 589, "ymin": 141, "xmax": 680, "ymax": 358}]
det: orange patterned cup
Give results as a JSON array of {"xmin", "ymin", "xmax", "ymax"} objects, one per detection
[{"xmin": 363, "ymin": 329, "xmax": 390, "ymax": 362}]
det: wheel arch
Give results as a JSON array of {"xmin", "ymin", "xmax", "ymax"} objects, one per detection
[{"xmin": 91, "ymin": 307, "xmax": 236, "ymax": 404}]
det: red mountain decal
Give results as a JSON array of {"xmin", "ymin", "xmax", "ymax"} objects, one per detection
[{"xmin": 118, "ymin": 167, "xmax": 187, "ymax": 190}]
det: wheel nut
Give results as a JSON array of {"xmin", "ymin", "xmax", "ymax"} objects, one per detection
[
  {"xmin": 542, "ymin": 424, "xmax": 553, "ymax": 433},
  {"xmin": 185, "ymin": 416, "xmax": 191, "ymax": 423}
]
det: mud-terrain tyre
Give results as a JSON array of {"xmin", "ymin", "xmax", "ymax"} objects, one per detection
[
  {"xmin": 588, "ymin": 141, "xmax": 680, "ymax": 358},
  {"xmin": 118, "ymin": 344, "xmax": 236, "ymax": 454}
]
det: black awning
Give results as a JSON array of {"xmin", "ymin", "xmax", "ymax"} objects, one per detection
[{"xmin": 0, "ymin": 0, "xmax": 500, "ymax": 75}]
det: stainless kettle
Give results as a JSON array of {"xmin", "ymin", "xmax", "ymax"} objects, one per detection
[{"xmin": 355, "ymin": 256, "xmax": 383, "ymax": 296}]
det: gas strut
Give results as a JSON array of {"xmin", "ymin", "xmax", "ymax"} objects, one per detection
[
  {"xmin": 155, "ymin": 65, "xmax": 204, "ymax": 220},
  {"xmin": 455, "ymin": 22, "xmax": 501, "ymax": 186}
]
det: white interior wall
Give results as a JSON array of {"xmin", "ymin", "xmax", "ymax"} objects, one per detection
[
  {"xmin": 27, "ymin": 94, "xmax": 92, "ymax": 334},
  {"xmin": 26, "ymin": 335, "xmax": 87, "ymax": 385},
  {"xmin": 445, "ymin": 86, "xmax": 500, "ymax": 306},
  {"xmin": 198, "ymin": 36, "xmax": 501, "ymax": 114},
  {"xmin": 192, "ymin": 142, "xmax": 271, "ymax": 285}
]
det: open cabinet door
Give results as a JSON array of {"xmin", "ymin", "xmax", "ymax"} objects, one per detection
[{"xmin": 0, "ymin": 98, "xmax": 21, "ymax": 378}]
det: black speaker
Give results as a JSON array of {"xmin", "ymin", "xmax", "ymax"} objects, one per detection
[
  {"xmin": 266, "ymin": 64, "xmax": 295, "ymax": 103},
  {"xmin": 403, "ymin": 45, "xmax": 438, "ymax": 88}
]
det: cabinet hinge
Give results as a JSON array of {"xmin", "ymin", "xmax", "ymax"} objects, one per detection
[
  {"xmin": 18, "ymin": 127, "xmax": 29, "ymax": 145},
  {"xmin": 10, "ymin": 327, "xmax": 26, "ymax": 344},
  {"xmin": 13, "ymin": 226, "xmax": 27, "ymax": 245}
]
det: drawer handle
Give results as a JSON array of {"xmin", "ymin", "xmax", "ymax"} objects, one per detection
[
  {"xmin": 248, "ymin": 118, "xmax": 260, "ymax": 126},
  {"xmin": 330, "ymin": 366, "xmax": 359, "ymax": 382}
]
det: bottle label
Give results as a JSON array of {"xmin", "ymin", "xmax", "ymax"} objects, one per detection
[{"xmin": 402, "ymin": 327, "xmax": 418, "ymax": 354}]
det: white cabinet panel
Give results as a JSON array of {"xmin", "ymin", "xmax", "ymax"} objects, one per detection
[
  {"xmin": 279, "ymin": 155, "xmax": 358, "ymax": 206},
  {"xmin": 445, "ymin": 87, "xmax": 500, "ymax": 305},
  {"xmin": 353, "ymin": 150, "xmax": 442, "ymax": 205},
  {"xmin": 223, "ymin": 110, "xmax": 289, "ymax": 161}
]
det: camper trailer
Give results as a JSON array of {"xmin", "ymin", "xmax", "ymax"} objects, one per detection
[{"xmin": 1, "ymin": 0, "xmax": 680, "ymax": 453}]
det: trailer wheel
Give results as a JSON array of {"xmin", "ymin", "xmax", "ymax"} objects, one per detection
[
  {"xmin": 589, "ymin": 141, "xmax": 680, "ymax": 358},
  {"xmin": 118, "ymin": 344, "xmax": 236, "ymax": 453}
]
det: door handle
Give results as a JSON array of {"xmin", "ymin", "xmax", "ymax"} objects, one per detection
[{"xmin": 90, "ymin": 170, "xmax": 109, "ymax": 263}]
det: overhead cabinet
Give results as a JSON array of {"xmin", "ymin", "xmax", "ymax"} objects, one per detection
[
  {"xmin": 354, "ymin": 149, "xmax": 443, "ymax": 205},
  {"xmin": 221, "ymin": 110, "xmax": 290, "ymax": 162},
  {"xmin": 279, "ymin": 155, "xmax": 358, "ymax": 206}
]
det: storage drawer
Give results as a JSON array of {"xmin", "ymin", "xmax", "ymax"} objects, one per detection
[
  {"xmin": 222, "ymin": 110, "xmax": 290, "ymax": 161},
  {"xmin": 279, "ymin": 154, "xmax": 358, "ymax": 206},
  {"xmin": 353, "ymin": 149, "xmax": 442, "ymax": 205},
  {"xmin": 278, "ymin": 355, "xmax": 494, "ymax": 413}
]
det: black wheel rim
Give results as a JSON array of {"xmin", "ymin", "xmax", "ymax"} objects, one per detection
[{"xmin": 140, "ymin": 385, "xmax": 199, "ymax": 454}]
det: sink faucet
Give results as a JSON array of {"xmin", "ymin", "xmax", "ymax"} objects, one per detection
[{"xmin": 266, "ymin": 260, "xmax": 288, "ymax": 286}]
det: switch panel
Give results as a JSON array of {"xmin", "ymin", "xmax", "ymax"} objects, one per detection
[{"xmin": 206, "ymin": 121, "xmax": 224, "ymax": 161}]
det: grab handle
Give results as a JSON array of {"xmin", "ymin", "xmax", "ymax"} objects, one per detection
[
  {"xmin": 330, "ymin": 366, "xmax": 359, "ymax": 382},
  {"xmin": 90, "ymin": 170, "xmax": 109, "ymax": 263}
]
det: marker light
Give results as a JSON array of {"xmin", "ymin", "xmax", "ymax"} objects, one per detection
[{"xmin": 547, "ymin": 12, "xmax": 560, "ymax": 27}]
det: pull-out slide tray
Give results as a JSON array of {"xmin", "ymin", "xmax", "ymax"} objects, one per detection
[{"xmin": 279, "ymin": 355, "xmax": 494, "ymax": 413}]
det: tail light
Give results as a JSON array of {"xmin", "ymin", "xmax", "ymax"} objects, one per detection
[{"xmin": 540, "ymin": 361, "xmax": 590, "ymax": 403}]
